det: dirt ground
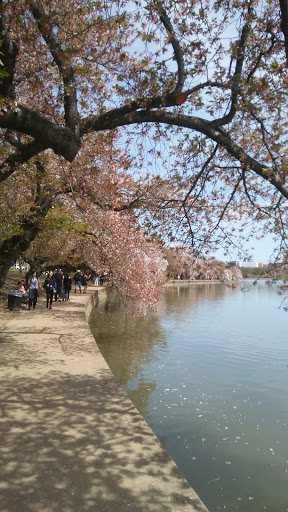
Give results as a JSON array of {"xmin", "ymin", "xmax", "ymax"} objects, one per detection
[{"xmin": 0, "ymin": 279, "xmax": 209, "ymax": 512}]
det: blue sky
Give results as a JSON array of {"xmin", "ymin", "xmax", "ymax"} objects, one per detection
[{"xmin": 214, "ymin": 233, "xmax": 278, "ymax": 264}]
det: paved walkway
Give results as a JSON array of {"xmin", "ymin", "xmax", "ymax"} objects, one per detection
[{"xmin": 0, "ymin": 287, "xmax": 209, "ymax": 512}]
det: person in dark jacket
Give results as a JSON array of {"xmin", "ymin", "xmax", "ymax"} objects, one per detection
[
  {"xmin": 44, "ymin": 271, "xmax": 56, "ymax": 309},
  {"xmin": 54, "ymin": 269, "xmax": 64, "ymax": 301},
  {"xmin": 63, "ymin": 274, "xmax": 72, "ymax": 301},
  {"xmin": 73, "ymin": 270, "xmax": 82, "ymax": 293}
]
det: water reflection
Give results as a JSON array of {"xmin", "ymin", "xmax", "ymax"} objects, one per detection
[
  {"xmin": 89, "ymin": 291, "xmax": 164, "ymax": 416},
  {"xmin": 164, "ymin": 282, "xmax": 231, "ymax": 316}
]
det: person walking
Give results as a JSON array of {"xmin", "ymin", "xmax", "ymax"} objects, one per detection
[
  {"xmin": 73, "ymin": 270, "xmax": 82, "ymax": 293},
  {"xmin": 27, "ymin": 271, "xmax": 41, "ymax": 310},
  {"xmin": 54, "ymin": 269, "xmax": 64, "ymax": 301},
  {"xmin": 63, "ymin": 273, "xmax": 72, "ymax": 301},
  {"xmin": 81, "ymin": 273, "xmax": 90, "ymax": 293},
  {"xmin": 44, "ymin": 271, "xmax": 56, "ymax": 309}
]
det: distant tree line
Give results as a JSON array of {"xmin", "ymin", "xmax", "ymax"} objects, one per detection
[{"xmin": 164, "ymin": 247, "xmax": 242, "ymax": 281}]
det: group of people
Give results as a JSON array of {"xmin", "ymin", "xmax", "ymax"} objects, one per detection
[
  {"xmin": 44, "ymin": 270, "xmax": 91, "ymax": 308},
  {"xmin": 43, "ymin": 269, "xmax": 72, "ymax": 309},
  {"xmin": 16, "ymin": 269, "xmax": 92, "ymax": 310}
]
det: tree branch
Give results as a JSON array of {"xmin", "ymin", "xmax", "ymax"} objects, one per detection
[
  {"xmin": 181, "ymin": 145, "xmax": 219, "ymax": 206},
  {"xmin": 29, "ymin": 0, "xmax": 79, "ymax": 136},
  {"xmin": 157, "ymin": 5, "xmax": 186, "ymax": 94},
  {"xmin": 1, "ymin": 99, "xmax": 287, "ymax": 205},
  {"xmin": 0, "ymin": 104, "xmax": 80, "ymax": 161},
  {"xmin": 212, "ymin": 9, "xmax": 251, "ymax": 127},
  {"xmin": 81, "ymin": 80, "xmax": 223, "ymax": 135},
  {"xmin": 97, "ymin": 108, "xmax": 288, "ymax": 199},
  {"xmin": 0, "ymin": 139, "xmax": 46, "ymax": 184}
]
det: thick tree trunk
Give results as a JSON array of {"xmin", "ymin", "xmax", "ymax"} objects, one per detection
[
  {"xmin": 280, "ymin": 0, "xmax": 288, "ymax": 64},
  {"xmin": 0, "ymin": 194, "xmax": 52, "ymax": 288},
  {"xmin": 0, "ymin": 218, "xmax": 45, "ymax": 288},
  {"xmin": 0, "ymin": 157, "xmax": 54, "ymax": 287}
]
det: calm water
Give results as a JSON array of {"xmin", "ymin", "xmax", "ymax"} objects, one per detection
[{"xmin": 89, "ymin": 281, "xmax": 288, "ymax": 512}]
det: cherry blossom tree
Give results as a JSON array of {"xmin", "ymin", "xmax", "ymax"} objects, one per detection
[
  {"xmin": 165, "ymin": 246, "xmax": 242, "ymax": 281},
  {"xmin": 23, "ymin": 201, "xmax": 168, "ymax": 309}
]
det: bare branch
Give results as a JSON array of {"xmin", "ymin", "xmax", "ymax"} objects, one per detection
[
  {"xmin": 212, "ymin": 9, "xmax": 252, "ymax": 127},
  {"xmin": 181, "ymin": 145, "xmax": 219, "ymax": 206},
  {"xmin": 246, "ymin": 34, "xmax": 276, "ymax": 83},
  {"xmin": 206, "ymin": 175, "xmax": 243, "ymax": 237},
  {"xmin": 250, "ymin": 111, "xmax": 281, "ymax": 174}
]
